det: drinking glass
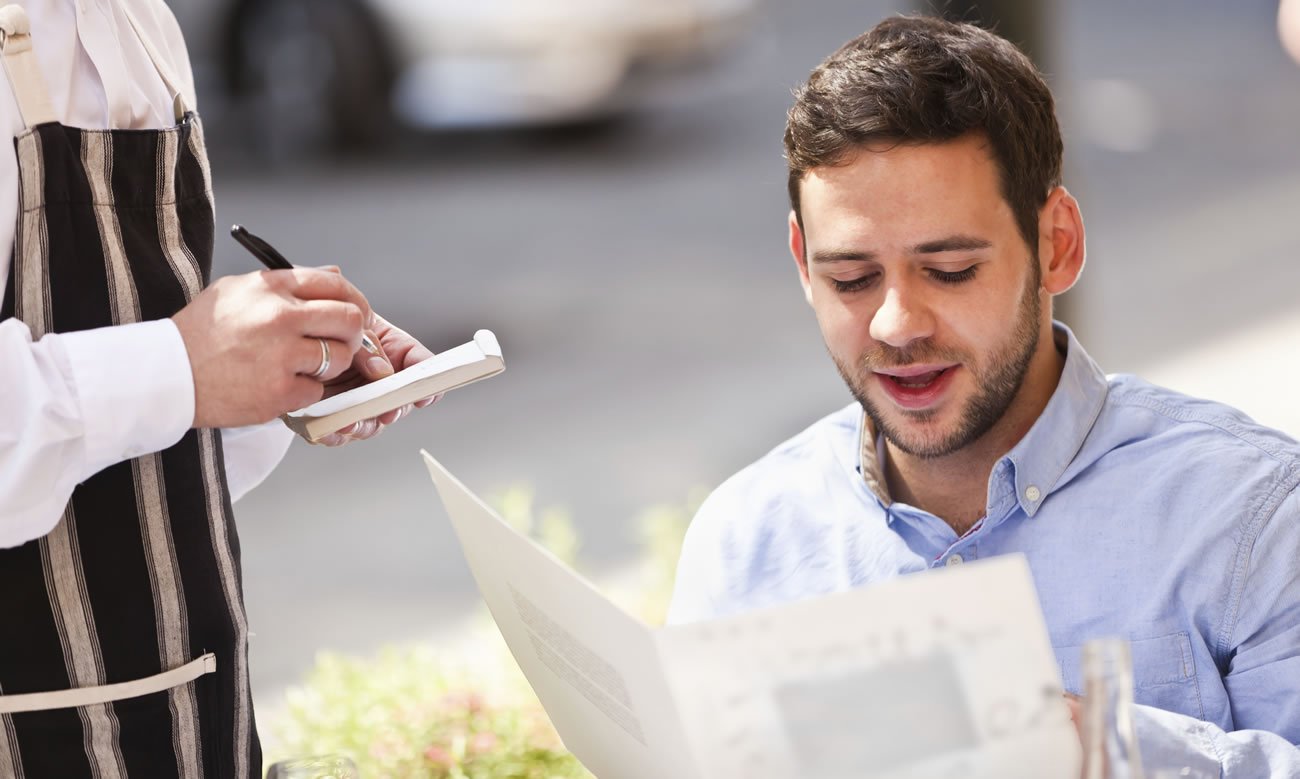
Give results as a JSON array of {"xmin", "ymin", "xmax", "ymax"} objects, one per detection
[{"xmin": 265, "ymin": 754, "xmax": 360, "ymax": 779}]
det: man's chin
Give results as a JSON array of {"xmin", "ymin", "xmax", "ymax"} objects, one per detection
[
  {"xmin": 865, "ymin": 400, "xmax": 966, "ymax": 459},
  {"xmin": 883, "ymin": 426, "xmax": 966, "ymax": 460}
]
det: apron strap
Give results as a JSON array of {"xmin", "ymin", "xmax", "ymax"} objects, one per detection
[
  {"xmin": 0, "ymin": 4, "xmax": 189, "ymax": 128},
  {"xmin": 119, "ymin": 3, "xmax": 189, "ymax": 121},
  {"xmin": 0, "ymin": 5, "xmax": 57, "ymax": 129}
]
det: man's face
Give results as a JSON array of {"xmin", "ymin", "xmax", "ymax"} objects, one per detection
[{"xmin": 792, "ymin": 135, "xmax": 1048, "ymax": 459}]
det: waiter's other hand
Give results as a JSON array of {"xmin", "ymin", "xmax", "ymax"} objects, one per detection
[
  {"xmin": 174, "ymin": 268, "xmax": 372, "ymax": 428},
  {"xmin": 1065, "ymin": 692, "xmax": 1086, "ymax": 778},
  {"xmin": 311, "ymin": 311, "xmax": 441, "ymax": 447}
]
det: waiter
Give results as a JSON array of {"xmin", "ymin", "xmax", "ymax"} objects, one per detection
[{"xmin": 0, "ymin": 2, "xmax": 437, "ymax": 776}]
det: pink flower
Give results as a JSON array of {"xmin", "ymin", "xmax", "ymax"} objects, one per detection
[
  {"xmin": 442, "ymin": 691, "xmax": 487, "ymax": 716},
  {"xmin": 424, "ymin": 745, "xmax": 453, "ymax": 767}
]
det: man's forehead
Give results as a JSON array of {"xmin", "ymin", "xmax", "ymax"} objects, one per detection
[
  {"xmin": 803, "ymin": 135, "xmax": 999, "ymax": 192},
  {"xmin": 798, "ymin": 137, "xmax": 1011, "ymax": 241}
]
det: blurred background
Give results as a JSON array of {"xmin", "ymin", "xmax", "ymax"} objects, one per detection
[{"xmin": 160, "ymin": 0, "xmax": 1300, "ymax": 718}]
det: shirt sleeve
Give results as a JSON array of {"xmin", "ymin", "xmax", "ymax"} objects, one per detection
[
  {"xmin": 1133, "ymin": 485, "xmax": 1300, "ymax": 776},
  {"xmin": 666, "ymin": 490, "xmax": 729, "ymax": 625},
  {"xmin": 1132, "ymin": 704, "xmax": 1300, "ymax": 777},
  {"xmin": 1, "ymin": 315, "xmax": 298, "ymax": 543},
  {"xmin": 221, "ymin": 421, "xmax": 294, "ymax": 503},
  {"xmin": 0, "ymin": 317, "xmax": 193, "ymax": 547}
]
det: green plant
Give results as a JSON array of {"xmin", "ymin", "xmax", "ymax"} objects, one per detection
[
  {"xmin": 267, "ymin": 641, "xmax": 590, "ymax": 778},
  {"xmin": 266, "ymin": 486, "xmax": 700, "ymax": 778}
]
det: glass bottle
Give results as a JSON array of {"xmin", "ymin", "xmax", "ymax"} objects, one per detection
[
  {"xmin": 1081, "ymin": 637, "xmax": 1146, "ymax": 779},
  {"xmin": 265, "ymin": 754, "xmax": 360, "ymax": 779}
]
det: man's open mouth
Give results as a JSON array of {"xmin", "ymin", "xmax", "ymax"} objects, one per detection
[
  {"xmin": 886, "ymin": 368, "xmax": 948, "ymax": 388},
  {"xmin": 875, "ymin": 365, "xmax": 959, "ymax": 409}
]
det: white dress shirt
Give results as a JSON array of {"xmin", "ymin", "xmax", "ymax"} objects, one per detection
[{"xmin": 0, "ymin": 0, "xmax": 293, "ymax": 546}]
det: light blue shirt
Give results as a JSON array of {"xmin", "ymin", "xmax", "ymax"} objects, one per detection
[{"xmin": 669, "ymin": 324, "xmax": 1300, "ymax": 776}]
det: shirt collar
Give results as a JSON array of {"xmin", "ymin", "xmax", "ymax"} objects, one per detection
[
  {"xmin": 1004, "ymin": 322, "xmax": 1109, "ymax": 516},
  {"xmin": 858, "ymin": 322, "xmax": 1109, "ymax": 517},
  {"xmin": 858, "ymin": 415, "xmax": 892, "ymax": 506}
]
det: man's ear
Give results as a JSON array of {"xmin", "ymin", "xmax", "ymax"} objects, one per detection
[
  {"xmin": 1037, "ymin": 186, "xmax": 1086, "ymax": 296},
  {"xmin": 789, "ymin": 210, "xmax": 813, "ymax": 305}
]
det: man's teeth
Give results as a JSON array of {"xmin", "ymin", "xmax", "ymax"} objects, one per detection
[{"xmin": 896, "ymin": 370, "xmax": 942, "ymax": 388}]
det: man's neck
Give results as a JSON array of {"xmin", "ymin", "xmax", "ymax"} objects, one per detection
[{"xmin": 883, "ymin": 328, "xmax": 1066, "ymax": 537}]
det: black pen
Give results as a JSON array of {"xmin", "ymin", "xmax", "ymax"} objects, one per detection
[{"xmin": 230, "ymin": 224, "xmax": 382, "ymax": 357}]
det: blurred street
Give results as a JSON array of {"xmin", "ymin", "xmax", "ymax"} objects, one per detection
[{"xmin": 196, "ymin": 0, "xmax": 1300, "ymax": 712}]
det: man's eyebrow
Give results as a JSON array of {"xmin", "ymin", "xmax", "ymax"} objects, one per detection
[
  {"xmin": 810, "ymin": 237, "xmax": 992, "ymax": 263},
  {"xmin": 810, "ymin": 249, "xmax": 876, "ymax": 264},
  {"xmin": 911, "ymin": 235, "xmax": 993, "ymax": 254}
]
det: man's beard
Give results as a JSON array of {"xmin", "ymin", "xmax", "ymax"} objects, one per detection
[{"xmin": 834, "ymin": 275, "xmax": 1041, "ymax": 460}]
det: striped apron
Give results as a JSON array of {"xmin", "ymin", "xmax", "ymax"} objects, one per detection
[{"xmin": 0, "ymin": 7, "xmax": 258, "ymax": 777}]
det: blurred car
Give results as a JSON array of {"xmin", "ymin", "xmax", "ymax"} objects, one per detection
[{"xmin": 166, "ymin": 0, "xmax": 757, "ymax": 153}]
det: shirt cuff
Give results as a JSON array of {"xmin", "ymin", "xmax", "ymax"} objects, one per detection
[
  {"xmin": 221, "ymin": 420, "xmax": 295, "ymax": 503},
  {"xmin": 1131, "ymin": 704, "xmax": 1223, "ymax": 777},
  {"xmin": 57, "ymin": 319, "xmax": 194, "ymax": 473}
]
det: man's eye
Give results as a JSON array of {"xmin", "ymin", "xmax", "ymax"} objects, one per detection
[
  {"xmin": 928, "ymin": 266, "xmax": 978, "ymax": 284},
  {"xmin": 829, "ymin": 274, "xmax": 879, "ymax": 293}
]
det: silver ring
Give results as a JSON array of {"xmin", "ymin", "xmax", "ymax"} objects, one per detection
[{"xmin": 309, "ymin": 337, "xmax": 331, "ymax": 378}]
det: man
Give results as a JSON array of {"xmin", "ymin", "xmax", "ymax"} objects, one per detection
[
  {"xmin": 1284, "ymin": 0, "xmax": 1300, "ymax": 64},
  {"xmin": 668, "ymin": 15, "xmax": 1300, "ymax": 775},
  {"xmin": 0, "ymin": 1, "xmax": 436, "ymax": 776}
]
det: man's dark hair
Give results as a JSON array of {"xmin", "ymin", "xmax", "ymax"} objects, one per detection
[{"xmin": 784, "ymin": 15, "xmax": 1062, "ymax": 253}]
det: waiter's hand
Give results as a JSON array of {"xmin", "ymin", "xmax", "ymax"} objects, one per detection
[
  {"xmin": 1065, "ymin": 692, "xmax": 1086, "ymax": 778},
  {"xmin": 174, "ymin": 267, "xmax": 374, "ymax": 428},
  {"xmin": 310, "ymin": 310, "xmax": 440, "ymax": 447}
]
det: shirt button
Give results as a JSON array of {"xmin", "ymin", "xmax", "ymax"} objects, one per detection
[
  {"xmin": 1025, "ymin": 485, "xmax": 1042, "ymax": 502},
  {"xmin": 946, "ymin": 554, "xmax": 964, "ymax": 566}
]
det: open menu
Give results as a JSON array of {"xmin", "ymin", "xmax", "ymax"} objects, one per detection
[{"xmin": 422, "ymin": 453, "xmax": 1081, "ymax": 779}]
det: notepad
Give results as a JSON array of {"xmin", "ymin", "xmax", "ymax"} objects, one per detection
[{"xmin": 281, "ymin": 330, "xmax": 504, "ymax": 442}]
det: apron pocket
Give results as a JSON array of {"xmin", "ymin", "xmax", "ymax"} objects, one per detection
[
  {"xmin": 0, "ymin": 654, "xmax": 219, "ymax": 777},
  {"xmin": 0, "ymin": 653, "xmax": 216, "ymax": 714}
]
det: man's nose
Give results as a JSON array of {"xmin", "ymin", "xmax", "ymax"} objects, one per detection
[{"xmin": 869, "ymin": 283, "xmax": 935, "ymax": 349}]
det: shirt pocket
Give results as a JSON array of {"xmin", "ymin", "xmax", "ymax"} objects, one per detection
[{"xmin": 1055, "ymin": 632, "xmax": 1204, "ymax": 720}]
